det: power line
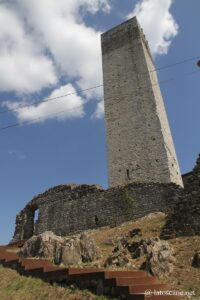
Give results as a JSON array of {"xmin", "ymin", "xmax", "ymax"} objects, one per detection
[
  {"xmin": 0, "ymin": 55, "xmax": 199, "ymax": 115},
  {"xmin": 0, "ymin": 109, "xmax": 82, "ymax": 131},
  {"xmin": 0, "ymin": 84, "xmax": 104, "ymax": 115},
  {"xmin": 0, "ymin": 68, "xmax": 199, "ymax": 133},
  {"xmin": 150, "ymin": 55, "xmax": 200, "ymax": 72}
]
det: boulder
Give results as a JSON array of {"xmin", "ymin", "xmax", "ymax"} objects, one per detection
[
  {"xmin": 20, "ymin": 231, "xmax": 64, "ymax": 261},
  {"xmin": 138, "ymin": 238, "xmax": 176, "ymax": 277},
  {"xmin": 20, "ymin": 231, "xmax": 100, "ymax": 266},
  {"xmin": 60, "ymin": 238, "xmax": 82, "ymax": 266},
  {"xmin": 79, "ymin": 233, "xmax": 100, "ymax": 262}
]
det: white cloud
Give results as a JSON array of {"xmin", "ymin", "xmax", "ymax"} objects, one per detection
[
  {"xmin": 128, "ymin": 0, "xmax": 178, "ymax": 55},
  {"xmin": 3, "ymin": 84, "xmax": 84, "ymax": 122},
  {"xmin": 15, "ymin": 0, "xmax": 107, "ymax": 98},
  {"xmin": 0, "ymin": 5, "xmax": 57, "ymax": 93},
  {"xmin": 92, "ymin": 100, "xmax": 104, "ymax": 119},
  {"xmin": 0, "ymin": 0, "xmax": 110, "ymax": 122}
]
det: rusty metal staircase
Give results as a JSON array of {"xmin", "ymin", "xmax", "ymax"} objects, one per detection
[{"xmin": 0, "ymin": 243, "xmax": 182, "ymax": 300}]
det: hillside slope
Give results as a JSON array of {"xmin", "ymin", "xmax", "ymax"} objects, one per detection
[
  {"xmin": 1, "ymin": 213, "xmax": 199, "ymax": 299},
  {"xmin": 88, "ymin": 213, "xmax": 200, "ymax": 297}
]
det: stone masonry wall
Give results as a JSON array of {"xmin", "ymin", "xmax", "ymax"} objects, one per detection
[
  {"xmin": 11, "ymin": 183, "xmax": 180, "ymax": 243},
  {"xmin": 161, "ymin": 155, "xmax": 200, "ymax": 239},
  {"xmin": 101, "ymin": 17, "xmax": 183, "ymax": 188}
]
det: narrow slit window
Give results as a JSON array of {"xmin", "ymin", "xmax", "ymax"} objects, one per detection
[
  {"xmin": 127, "ymin": 169, "xmax": 130, "ymax": 180},
  {"xmin": 95, "ymin": 215, "xmax": 99, "ymax": 226}
]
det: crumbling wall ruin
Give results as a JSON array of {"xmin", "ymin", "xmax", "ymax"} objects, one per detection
[
  {"xmin": 11, "ymin": 154, "xmax": 200, "ymax": 244},
  {"xmin": 11, "ymin": 182, "xmax": 180, "ymax": 243},
  {"xmin": 161, "ymin": 155, "xmax": 200, "ymax": 238}
]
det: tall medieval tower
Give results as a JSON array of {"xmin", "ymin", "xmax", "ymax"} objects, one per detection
[{"xmin": 101, "ymin": 17, "xmax": 183, "ymax": 188}]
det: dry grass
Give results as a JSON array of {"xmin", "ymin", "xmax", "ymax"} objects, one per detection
[
  {"xmin": 166, "ymin": 236, "xmax": 200, "ymax": 295},
  {"xmin": 88, "ymin": 213, "xmax": 200, "ymax": 296}
]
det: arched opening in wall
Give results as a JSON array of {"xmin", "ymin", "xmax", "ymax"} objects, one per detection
[
  {"xmin": 34, "ymin": 209, "xmax": 39, "ymax": 224},
  {"xmin": 32, "ymin": 207, "xmax": 39, "ymax": 235},
  {"xmin": 127, "ymin": 169, "xmax": 130, "ymax": 180},
  {"xmin": 23, "ymin": 205, "xmax": 39, "ymax": 240}
]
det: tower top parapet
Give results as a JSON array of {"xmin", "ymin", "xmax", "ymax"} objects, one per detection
[{"xmin": 101, "ymin": 17, "xmax": 152, "ymax": 60}]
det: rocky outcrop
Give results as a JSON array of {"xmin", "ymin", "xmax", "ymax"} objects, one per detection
[
  {"xmin": 104, "ymin": 235, "xmax": 175, "ymax": 278},
  {"xmin": 20, "ymin": 231, "xmax": 100, "ymax": 266},
  {"xmin": 20, "ymin": 231, "xmax": 63, "ymax": 259},
  {"xmin": 105, "ymin": 243, "xmax": 132, "ymax": 268},
  {"xmin": 79, "ymin": 233, "xmax": 100, "ymax": 262},
  {"xmin": 138, "ymin": 238, "xmax": 176, "ymax": 277}
]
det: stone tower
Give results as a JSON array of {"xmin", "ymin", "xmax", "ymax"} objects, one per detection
[{"xmin": 101, "ymin": 17, "xmax": 183, "ymax": 188}]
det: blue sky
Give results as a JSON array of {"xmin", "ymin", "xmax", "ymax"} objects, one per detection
[{"xmin": 0, "ymin": 0, "xmax": 200, "ymax": 244}]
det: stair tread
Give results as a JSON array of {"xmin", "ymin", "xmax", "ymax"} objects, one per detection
[
  {"xmin": 129, "ymin": 283, "xmax": 169, "ymax": 294},
  {"xmin": 43, "ymin": 266, "xmax": 67, "ymax": 273},
  {"xmin": 105, "ymin": 271, "xmax": 147, "ymax": 279},
  {"xmin": 116, "ymin": 276, "xmax": 158, "ymax": 286},
  {"xmin": 128, "ymin": 296, "xmax": 182, "ymax": 300},
  {"xmin": 145, "ymin": 296, "xmax": 182, "ymax": 300},
  {"xmin": 68, "ymin": 268, "xmax": 104, "ymax": 274},
  {"xmin": 21, "ymin": 259, "xmax": 53, "ymax": 267}
]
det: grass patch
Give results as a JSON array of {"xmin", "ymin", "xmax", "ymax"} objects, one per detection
[{"xmin": 0, "ymin": 267, "xmax": 115, "ymax": 300}]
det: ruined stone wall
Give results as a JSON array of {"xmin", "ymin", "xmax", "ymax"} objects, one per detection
[
  {"xmin": 182, "ymin": 171, "xmax": 193, "ymax": 187},
  {"xmin": 12, "ymin": 156, "xmax": 200, "ymax": 244},
  {"xmin": 161, "ymin": 155, "xmax": 200, "ymax": 239},
  {"xmin": 11, "ymin": 183, "xmax": 180, "ymax": 243},
  {"xmin": 101, "ymin": 17, "xmax": 183, "ymax": 188}
]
